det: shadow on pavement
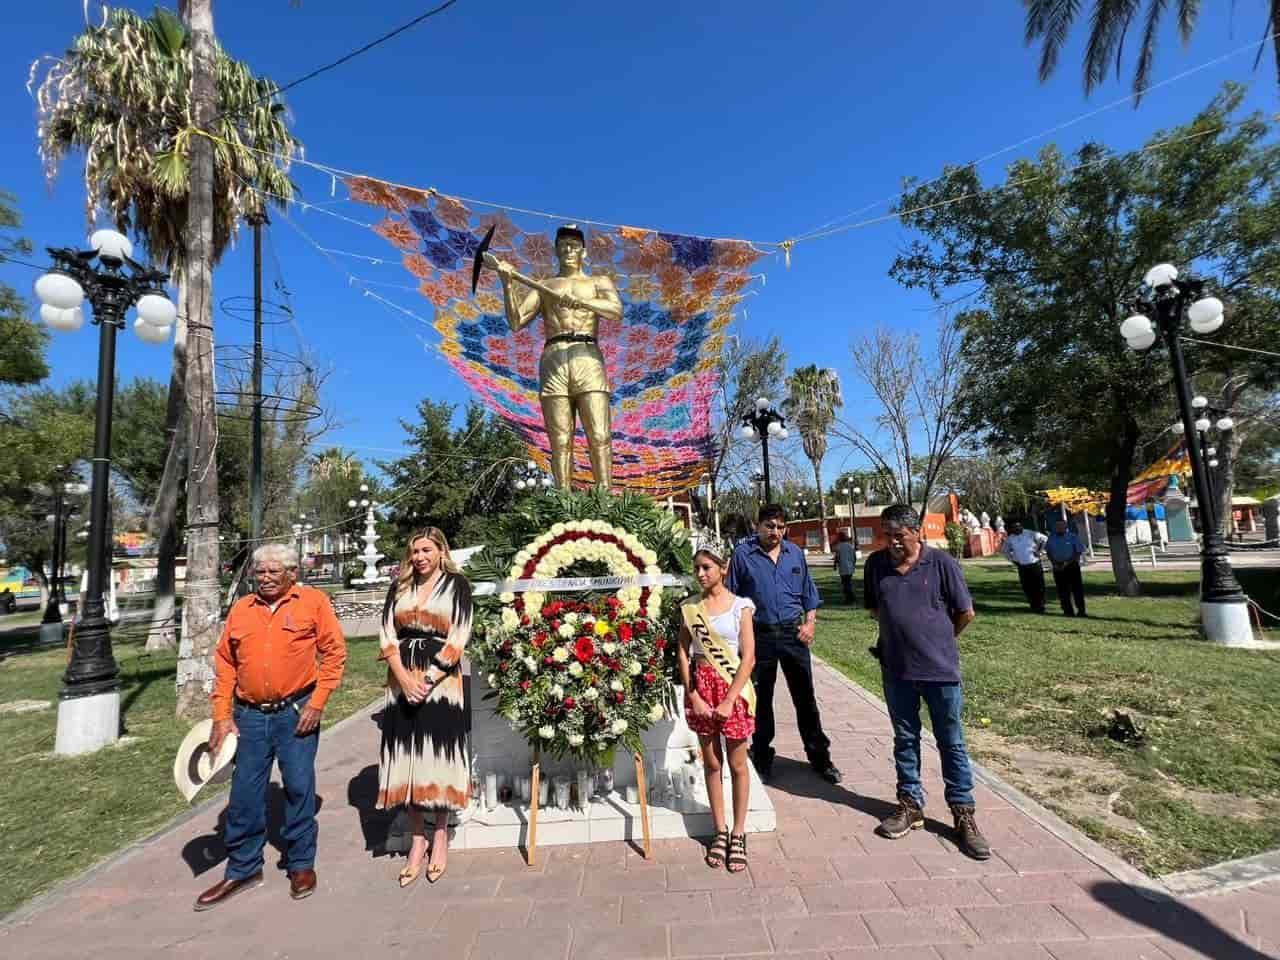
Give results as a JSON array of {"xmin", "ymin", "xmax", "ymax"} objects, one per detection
[
  {"xmin": 179, "ymin": 784, "xmax": 325, "ymax": 878},
  {"xmin": 347, "ymin": 764, "xmax": 395, "ymax": 858},
  {"xmin": 1084, "ymin": 880, "xmax": 1273, "ymax": 959}
]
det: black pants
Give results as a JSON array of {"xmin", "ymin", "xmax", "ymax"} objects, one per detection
[
  {"xmin": 752, "ymin": 622, "xmax": 831, "ymax": 770},
  {"xmin": 1052, "ymin": 562, "xmax": 1086, "ymax": 616},
  {"xmin": 1016, "ymin": 562, "xmax": 1046, "ymax": 612},
  {"xmin": 839, "ymin": 574, "xmax": 855, "ymax": 603}
]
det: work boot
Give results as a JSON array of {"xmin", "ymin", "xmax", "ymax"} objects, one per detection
[
  {"xmin": 951, "ymin": 804, "xmax": 991, "ymax": 860},
  {"xmin": 877, "ymin": 795, "xmax": 924, "ymax": 839}
]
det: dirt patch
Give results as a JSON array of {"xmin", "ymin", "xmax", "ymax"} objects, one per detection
[{"xmin": 969, "ymin": 729, "xmax": 1274, "ymax": 829}]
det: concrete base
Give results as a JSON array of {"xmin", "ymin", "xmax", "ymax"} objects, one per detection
[
  {"xmin": 38, "ymin": 621, "xmax": 64, "ymax": 646},
  {"xmin": 54, "ymin": 689, "xmax": 120, "ymax": 756},
  {"xmin": 1201, "ymin": 600, "xmax": 1259, "ymax": 647}
]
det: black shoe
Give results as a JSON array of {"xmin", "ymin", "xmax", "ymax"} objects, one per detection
[
  {"xmin": 878, "ymin": 796, "xmax": 924, "ymax": 839},
  {"xmin": 814, "ymin": 762, "xmax": 842, "ymax": 784}
]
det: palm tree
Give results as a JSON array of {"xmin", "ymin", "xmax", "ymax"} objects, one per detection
[
  {"xmin": 783, "ymin": 366, "xmax": 843, "ymax": 554},
  {"xmin": 1024, "ymin": 0, "xmax": 1280, "ymax": 102},
  {"xmin": 32, "ymin": 6, "xmax": 300, "ymax": 652}
]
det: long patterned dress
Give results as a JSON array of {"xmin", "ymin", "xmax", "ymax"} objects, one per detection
[{"xmin": 376, "ymin": 570, "xmax": 473, "ymax": 812}]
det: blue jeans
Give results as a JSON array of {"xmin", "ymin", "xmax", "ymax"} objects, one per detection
[
  {"xmin": 881, "ymin": 671, "xmax": 975, "ymax": 808},
  {"xmin": 224, "ymin": 693, "xmax": 319, "ymax": 880}
]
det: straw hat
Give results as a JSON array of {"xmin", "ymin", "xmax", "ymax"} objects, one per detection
[{"xmin": 173, "ymin": 719, "xmax": 238, "ymax": 803}]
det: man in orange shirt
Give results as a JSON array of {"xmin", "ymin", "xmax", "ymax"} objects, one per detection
[{"xmin": 194, "ymin": 543, "xmax": 347, "ymax": 912}]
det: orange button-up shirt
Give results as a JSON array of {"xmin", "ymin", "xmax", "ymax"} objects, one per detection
[{"xmin": 211, "ymin": 584, "xmax": 347, "ymax": 722}]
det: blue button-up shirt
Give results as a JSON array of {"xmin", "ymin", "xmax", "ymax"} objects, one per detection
[
  {"xmin": 726, "ymin": 535, "xmax": 821, "ymax": 625},
  {"xmin": 1044, "ymin": 530, "xmax": 1085, "ymax": 566}
]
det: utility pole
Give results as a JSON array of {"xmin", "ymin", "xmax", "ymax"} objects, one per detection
[{"xmin": 249, "ymin": 214, "xmax": 266, "ymax": 551}]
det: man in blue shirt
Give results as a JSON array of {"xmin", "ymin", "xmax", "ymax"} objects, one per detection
[
  {"xmin": 864, "ymin": 504, "xmax": 989, "ymax": 860},
  {"xmin": 727, "ymin": 504, "xmax": 840, "ymax": 784},
  {"xmin": 1044, "ymin": 518, "xmax": 1087, "ymax": 617}
]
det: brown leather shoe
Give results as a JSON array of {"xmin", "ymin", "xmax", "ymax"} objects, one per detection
[
  {"xmin": 288, "ymin": 868, "xmax": 317, "ymax": 900},
  {"xmin": 193, "ymin": 872, "xmax": 263, "ymax": 912}
]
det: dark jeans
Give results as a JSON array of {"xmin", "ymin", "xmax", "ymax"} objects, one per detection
[
  {"xmin": 224, "ymin": 692, "xmax": 319, "ymax": 880},
  {"xmin": 1016, "ymin": 562, "xmax": 1046, "ymax": 612},
  {"xmin": 1052, "ymin": 562, "xmax": 1086, "ymax": 616},
  {"xmin": 881, "ymin": 671, "xmax": 974, "ymax": 808},
  {"xmin": 751, "ymin": 622, "xmax": 831, "ymax": 769},
  {"xmin": 839, "ymin": 573, "xmax": 855, "ymax": 603}
]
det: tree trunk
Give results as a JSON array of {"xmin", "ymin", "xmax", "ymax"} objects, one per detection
[
  {"xmin": 812, "ymin": 460, "xmax": 830, "ymax": 554},
  {"xmin": 1105, "ymin": 415, "xmax": 1141, "ymax": 597},
  {"xmin": 175, "ymin": 0, "xmax": 221, "ymax": 719},
  {"xmin": 1219, "ymin": 429, "xmax": 1239, "ymax": 539},
  {"xmin": 146, "ymin": 267, "xmax": 188, "ymax": 651}
]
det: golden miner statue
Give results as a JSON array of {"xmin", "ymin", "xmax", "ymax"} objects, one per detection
[{"xmin": 472, "ymin": 224, "xmax": 619, "ymax": 490}]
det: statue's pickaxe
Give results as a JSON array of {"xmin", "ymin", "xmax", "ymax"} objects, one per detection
[{"xmin": 470, "ymin": 224, "xmax": 575, "ymax": 303}]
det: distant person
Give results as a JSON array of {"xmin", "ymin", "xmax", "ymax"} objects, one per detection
[
  {"xmin": 833, "ymin": 530, "xmax": 858, "ymax": 604},
  {"xmin": 864, "ymin": 504, "xmax": 989, "ymax": 860},
  {"xmin": 1045, "ymin": 519, "xmax": 1087, "ymax": 618},
  {"xmin": 1001, "ymin": 520, "xmax": 1048, "ymax": 613},
  {"xmin": 727, "ymin": 504, "xmax": 841, "ymax": 785}
]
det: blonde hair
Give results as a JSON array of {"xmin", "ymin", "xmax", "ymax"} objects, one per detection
[{"xmin": 395, "ymin": 527, "xmax": 459, "ymax": 598}]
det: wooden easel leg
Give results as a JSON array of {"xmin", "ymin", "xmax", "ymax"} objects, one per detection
[
  {"xmin": 634, "ymin": 750, "xmax": 652, "ymax": 860},
  {"xmin": 527, "ymin": 751, "xmax": 540, "ymax": 867}
]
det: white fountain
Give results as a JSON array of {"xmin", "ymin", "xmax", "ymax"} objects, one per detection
[{"xmin": 350, "ymin": 485, "xmax": 389, "ymax": 586}]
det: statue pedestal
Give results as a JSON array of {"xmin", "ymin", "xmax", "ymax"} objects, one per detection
[{"xmin": 453, "ymin": 669, "xmax": 775, "ymax": 850}]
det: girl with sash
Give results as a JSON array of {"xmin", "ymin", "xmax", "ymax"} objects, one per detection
[{"xmin": 678, "ymin": 544, "xmax": 757, "ymax": 873}]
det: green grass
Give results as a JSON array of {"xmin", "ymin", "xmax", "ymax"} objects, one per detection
[
  {"xmin": 810, "ymin": 562, "xmax": 1280, "ymax": 876},
  {"xmin": 0, "ymin": 634, "xmax": 386, "ymax": 918}
]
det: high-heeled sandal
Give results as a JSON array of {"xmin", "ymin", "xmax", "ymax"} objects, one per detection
[{"xmin": 705, "ymin": 829, "xmax": 729, "ymax": 868}]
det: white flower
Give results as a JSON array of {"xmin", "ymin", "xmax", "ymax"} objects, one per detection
[
  {"xmin": 643, "ymin": 549, "xmax": 658, "ymax": 565},
  {"xmin": 568, "ymin": 733, "xmax": 585, "ymax": 747},
  {"xmin": 583, "ymin": 688, "xmax": 600, "ymax": 702},
  {"xmin": 512, "ymin": 643, "xmax": 524, "ymax": 658},
  {"xmin": 568, "ymin": 661, "xmax": 584, "ymax": 677},
  {"xmin": 602, "ymin": 641, "xmax": 617, "ymax": 655},
  {"xmin": 628, "ymin": 660, "xmax": 643, "ymax": 676},
  {"xmin": 514, "ymin": 550, "xmax": 530, "ymax": 566},
  {"xmin": 610, "ymin": 679, "xmax": 623, "ymax": 692},
  {"xmin": 645, "ymin": 564, "xmax": 661, "ymax": 576},
  {"xmin": 551, "ymin": 523, "xmax": 566, "ymax": 536},
  {"xmin": 500, "ymin": 608, "xmax": 519, "ymax": 630},
  {"xmin": 564, "ymin": 612, "xmax": 579, "ymax": 625},
  {"xmin": 524, "ymin": 656, "xmax": 538, "ymax": 673},
  {"xmin": 524, "ymin": 592, "xmax": 545, "ymax": 614},
  {"xmin": 538, "ymin": 725, "xmax": 556, "ymax": 739},
  {"xmin": 553, "ymin": 645, "xmax": 571, "ymax": 663},
  {"xmin": 610, "ymin": 719, "xmax": 628, "ymax": 734},
  {"xmin": 509, "ymin": 566, "xmax": 523, "ymax": 578},
  {"xmin": 551, "ymin": 684, "xmax": 564, "ymax": 698},
  {"xmin": 557, "ymin": 623, "xmax": 575, "ymax": 639},
  {"xmin": 499, "ymin": 591, "xmax": 516, "ymax": 604},
  {"xmin": 648, "ymin": 703, "xmax": 665, "ymax": 722},
  {"xmin": 487, "ymin": 673, "xmax": 497, "ymax": 686}
]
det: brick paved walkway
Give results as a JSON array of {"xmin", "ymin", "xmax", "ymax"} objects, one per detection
[{"xmin": 3, "ymin": 660, "xmax": 1277, "ymax": 959}]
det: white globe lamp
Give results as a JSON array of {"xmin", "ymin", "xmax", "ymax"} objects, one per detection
[{"xmin": 89, "ymin": 229, "xmax": 133, "ymax": 262}]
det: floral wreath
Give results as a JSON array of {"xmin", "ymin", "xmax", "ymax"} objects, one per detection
[{"xmin": 473, "ymin": 512, "xmax": 687, "ymax": 766}]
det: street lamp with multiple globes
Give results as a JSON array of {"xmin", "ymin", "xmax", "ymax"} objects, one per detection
[
  {"xmin": 513, "ymin": 459, "xmax": 553, "ymax": 493},
  {"xmin": 841, "ymin": 483, "xmax": 862, "ymax": 537},
  {"xmin": 36, "ymin": 229, "xmax": 176, "ymax": 755},
  {"xmin": 38, "ymin": 472, "xmax": 89, "ymax": 646},
  {"xmin": 1120, "ymin": 263, "xmax": 1250, "ymax": 646},
  {"xmin": 740, "ymin": 397, "xmax": 789, "ymax": 503}
]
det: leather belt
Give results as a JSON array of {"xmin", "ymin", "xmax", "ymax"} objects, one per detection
[
  {"xmin": 544, "ymin": 333, "xmax": 597, "ymax": 347},
  {"xmin": 236, "ymin": 683, "xmax": 315, "ymax": 714}
]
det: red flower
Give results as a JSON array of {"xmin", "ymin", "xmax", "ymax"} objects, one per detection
[
  {"xmin": 523, "ymin": 561, "xmax": 537, "ymax": 577},
  {"xmin": 520, "ymin": 680, "xmax": 531, "ymax": 691},
  {"xmin": 644, "ymin": 672, "xmax": 657, "ymax": 684},
  {"xmin": 499, "ymin": 661, "xmax": 510, "ymax": 672},
  {"xmin": 521, "ymin": 615, "xmax": 531, "ymax": 627},
  {"xmin": 563, "ymin": 696, "xmax": 576, "ymax": 708},
  {"xmin": 635, "ymin": 621, "xmax": 648, "ymax": 635},
  {"xmin": 617, "ymin": 623, "xmax": 633, "ymax": 643},
  {"xmin": 550, "ymin": 619, "xmax": 561, "ymax": 632},
  {"xmin": 531, "ymin": 633, "xmax": 546, "ymax": 649},
  {"xmin": 543, "ymin": 656, "xmax": 555, "ymax": 666},
  {"xmin": 655, "ymin": 639, "xmax": 667, "ymax": 651},
  {"xmin": 614, "ymin": 692, "xmax": 625, "ymax": 703},
  {"xmin": 501, "ymin": 641, "xmax": 512, "ymax": 654},
  {"xmin": 574, "ymin": 637, "xmax": 595, "ymax": 663}
]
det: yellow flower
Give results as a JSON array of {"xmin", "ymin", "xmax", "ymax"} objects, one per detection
[{"xmin": 594, "ymin": 620, "xmax": 612, "ymax": 637}]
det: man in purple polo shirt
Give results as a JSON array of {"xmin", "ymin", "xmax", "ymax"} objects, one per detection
[
  {"xmin": 727, "ymin": 503, "xmax": 840, "ymax": 785},
  {"xmin": 864, "ymin": 503, "xmax": 990, "ymax": 860}
]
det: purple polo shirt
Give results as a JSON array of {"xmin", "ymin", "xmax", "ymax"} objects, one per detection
[{"xmin": 864, "ymin": 545, "xmax": 973, "ymax": 683}]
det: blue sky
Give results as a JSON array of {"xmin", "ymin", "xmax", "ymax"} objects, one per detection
[{"xmin": 1, "ymin": 1, "xmax": 1275, "ymax": 484}]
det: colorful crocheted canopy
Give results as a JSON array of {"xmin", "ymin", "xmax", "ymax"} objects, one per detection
[{"xmin": 347, "ymin": 177, "xmax": 765, "ymax": 496}]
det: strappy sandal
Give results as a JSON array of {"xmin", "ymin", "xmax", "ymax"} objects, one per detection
[
  {"xmin": 705, "ymin": 829, "xmax": 729, "ymax": 868},
  {"xmin": 727, "ymin": 833, "xmax": 748, "ymax": 874}
]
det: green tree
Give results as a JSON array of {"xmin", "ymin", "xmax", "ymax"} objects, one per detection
[
  {"xmin": 890, "ymin": 85, "xmax": 1280, "ymax": 594},
  {"xmin": 0, "ymin": 191, "xmax": 48, "ymax": 387},
  {"xmin": 32, "ymin": 5, "xmax": 300, "ymax": 658},
  {"xmin": 1023, "ymin": 0, "xmax": 1280, "ymax": 101},
  {"xmin": 782, "ymin": 365, "xmax": 842, "ymax": 553}
]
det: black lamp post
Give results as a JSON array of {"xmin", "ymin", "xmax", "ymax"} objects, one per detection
[
  {"xmin": 36, "ymin": 229, "xmax": 175, "ymax": 754},
  {"xmin": 740, "ymin": 397, "xmax": 789, "ymax": 503},
  {"xmin": 1120, "ymin": 263, "xmax": 1251, "ymax": 646},
  {"xmin": 513, "ymin": 459, "xmax": 553, "ymax": 494},
  {"xmin": 38, "ymin": 472, "xmax": 88, "ymax": 645}
]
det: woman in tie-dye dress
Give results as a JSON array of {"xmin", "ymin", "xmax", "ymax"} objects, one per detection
[{"xmin": 376, "ymin": 527, "xmax": 472, "ymax": 886}]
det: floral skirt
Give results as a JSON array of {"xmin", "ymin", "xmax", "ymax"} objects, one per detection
[{"xmin": 685, "ymin": 661, "xmax": 754, "ymax": 741}]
